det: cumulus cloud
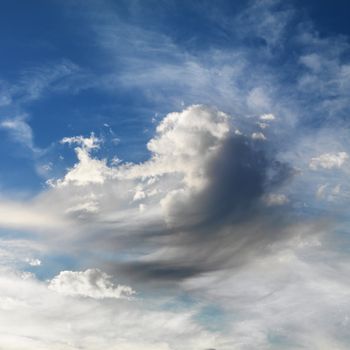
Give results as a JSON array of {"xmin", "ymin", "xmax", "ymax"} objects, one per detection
[
  {"xmin": 0, "ymin": 105, "xmax": 294, "ymax": 286},
  {"xmin": 92, "ymin": 105, "xmax": 293, "ymax": 282},
  {"xmin": 251, "ymin": 131, "xmax": 266, "ymax": 140},
  {"xmin": 48, "ymin": 269, "xmax": 135, "ymax": 299},
  {"xmin": 309, "ymin": 152, "xmax": 348, "ymax": 170},
  {"xmin": 118, "ymin": 105, "xmax": 231, "ymax": 189},
  {"xmin": 54, "ymin": 133, "xmax": 111, "ymax": 187}
]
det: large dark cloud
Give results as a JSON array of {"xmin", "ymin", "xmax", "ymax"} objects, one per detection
[
  {"xmin": 14, "ymin": 106, "xmax": 296, "ymax": 287},
  {"xmin": 166, "ymin": 135, "xmax": 292, "ymax": 229},
  {"xmin": 110, "ymin": 133, "xmax": 295, "ymax": 284}
]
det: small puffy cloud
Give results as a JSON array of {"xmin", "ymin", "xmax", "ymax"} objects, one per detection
[
  {"xmin": 25, "ymin": 258, "xmax": 41, "ymax": 267},
  {"xmin": 309, "ymin": 152, "xmax": 348, "ymax": 170},
  {"xmin": 263, "ymin": 193, "xmax": 289, "ymax": 206},
  {"xmin": 259, "ymin": 113, "xmax": 275, "ymax": 121},
  {"xmin": 48, "ymin": 268, "xmax": 135, "ymax": 299},
  {"xmin": 251, "ymin": 132, "xmax": 266, "ymax": 140}
]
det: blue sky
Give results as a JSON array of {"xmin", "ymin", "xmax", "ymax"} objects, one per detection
[{"xmin": 1, "ymin": 1, "xmax": 350, "ymax": 349}]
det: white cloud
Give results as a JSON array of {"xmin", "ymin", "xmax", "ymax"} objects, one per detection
[
  {"xmin": 0, "ymin": 268, "xmax": 218, "ymax": 350},
  {"xmin": 309, "ymin": 152, "xmax": 348, "ymax": 170},
  {"xmin": 55, "ymin": 156, "xmax": 110, "ymax": 186},
  {"xmin": 54, "ymin": 134, "xmax": 111, "ymax": 187},
  {"xmin": 90, "ymin": 105, "xmax": 232, "ymax": 193},
  {"xmin": 25, "ymin": 258, "xmax": 41, "ymax": 267},
  {"xmin": 0, "ymin": 104, "xmax": 290, "ymax": 263},
  {"xmin": 60, "ymin": 133, "xmax": 101, "ymax": 151},
  {"xmin": 0, "ymin": 201, "xmax": 66, "ymax": 231},
  {"xmin": 259, "ymin": 113, "xmax": 275, "ymax": 121},
  {"xmin": 48, "ymin": 105, "xmax": 231, "ymax": 191},
  {"xmin": 133, "ymin": 188, "xmax": 146, "ymax": 201},
  {"xmin": 48, "ymin": 269, "xmax": 135, "ymax": 299},
  {"xmin": 251, "ymin": 132, "xmax": 266, "ymax": 140}
]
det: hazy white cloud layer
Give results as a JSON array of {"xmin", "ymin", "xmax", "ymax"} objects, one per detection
[
  {"xmin": 0, "ymin": 103, "xmax": 347, "ymax": 349},
  {"xmin": 0, "ymin": 268, "xmax": 217, "ymax": 350},
  {"xmin": 1, "ymin": 0, "xmax": 350, "ymax": 349}
]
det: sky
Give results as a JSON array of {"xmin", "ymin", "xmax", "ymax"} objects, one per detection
[{"xmin": 1, "ymin": 0, "xmax": 350, "ymax": 349}]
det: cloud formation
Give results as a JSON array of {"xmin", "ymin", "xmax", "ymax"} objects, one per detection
[
  {"xmin": 0, "ymin": 104, "xmax": 294, "ymax": 285},
  {"xmin": 309, "ymin": 152, "xmax": 348, "ymax": 170},
  {"xmin": 48, "ymin": 269, "xmax": 135, "ymax": 299},
  {"xmin": 0, "ymin": 105, "xmax": 292, "ymax": 290},
  {"xmin": 1, "ymin": 0, "xmax": 350, "ymax": 349}
]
